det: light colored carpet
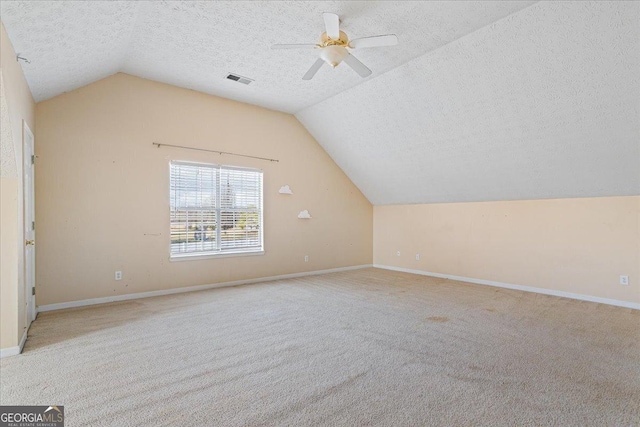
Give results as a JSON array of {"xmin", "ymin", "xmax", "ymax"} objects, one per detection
[{"xmin": 1, "ymin": 268, "xmax": 639, "ymax": 426}]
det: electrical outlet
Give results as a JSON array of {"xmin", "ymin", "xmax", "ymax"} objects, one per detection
[
  {"xmin": 304, "ymin": 255, "xmax": 309, "ymax": 262},
  {"xmin": 415, "ymin": 254, "xmax": 420, "ymax": 260},
  {"xmin": 115, "ymin": 271, "xmax": 122, "ymax": 281},
  {"xmin": 620, "ymin": 275, "xmax": 629, "ymax": 286},
  {"xmin": 397, "ymin": 251, "xmax": 401, "ymax": 256}
]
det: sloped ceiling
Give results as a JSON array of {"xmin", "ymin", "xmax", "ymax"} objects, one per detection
[
  {"xmin": 297, "ymin": 1, "xmax": 640, "ymax": 204},
  {"xmin": 1, "ymin": 1, "xmax": 638, "ymax": 205},
  {"xmin": 0, "ymin": 1, "xmax": 534, "ymax": 112}
]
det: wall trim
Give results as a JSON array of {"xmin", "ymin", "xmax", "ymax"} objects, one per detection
[
  {"xmin": 38, "ymin": 264, "xmax": 374, "ymax": 312},
  {"xmin": 373, "ymin": 264, "xmax": 640, "ymax": 310},
  {"xmin": 0, "ymin": 345, "xmax": 20, "ymax": 359},
  {"xmin": 0, "ymin": 328, "xmax": 28, "ymax": 359},
  {"xmin": 19, "ymin": 328, "xmax": 27, "ymax": 351}
]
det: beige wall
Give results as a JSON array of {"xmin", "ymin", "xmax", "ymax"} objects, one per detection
[
  {"xmin": 35, "ymin": 73, "xmax": 372, "ymax": 306},
  {"xmin": 1, "ymin": 178, "xmax": 20, "ymax": 348},
  {"xmin": 1, "ymin": 21, "xmax": 36, "ymax": 350},
  {"xmin": 374, "ymin": 196, "xmax": 640, "ymax": 304}
]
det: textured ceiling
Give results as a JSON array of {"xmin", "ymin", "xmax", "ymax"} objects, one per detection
[
  {"xmin": 2, "ymin": 1, "xmax": 637, "ymax": 205},
  {"xmin": 297, "ymin": 1, "xmax": 640, "ymax": 204},
  {"xmin": 0, "ymin": 1, "xmax": 534, "ymax": 113}
]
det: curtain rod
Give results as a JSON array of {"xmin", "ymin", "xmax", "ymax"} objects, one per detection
[{"xmin": 153, "ymin": 142, "xmax": 279, "ymax": 163}]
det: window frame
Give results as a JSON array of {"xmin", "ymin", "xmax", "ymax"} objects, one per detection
[{"xmin": 168, "ymin": 160, "xmax": 264, "ymax": 261}]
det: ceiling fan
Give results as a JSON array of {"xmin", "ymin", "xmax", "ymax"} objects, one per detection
[{"xmin": 271, "ymin": 12, "xmax": 398, "ymax": 80}]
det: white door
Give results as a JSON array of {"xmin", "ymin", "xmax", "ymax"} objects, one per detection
[{"xmin": 23, "ymin": 122, "xmax": 36, "ymax": 323}]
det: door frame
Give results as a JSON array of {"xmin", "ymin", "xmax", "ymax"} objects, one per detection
[{"xmin": 23, "ymin": 121, "xmax": 36, "ymax": 323}]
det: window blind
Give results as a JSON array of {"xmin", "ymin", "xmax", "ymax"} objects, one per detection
[{"xmin": 170, "ymin": 161, "xmax": 263, "ymax": 257}]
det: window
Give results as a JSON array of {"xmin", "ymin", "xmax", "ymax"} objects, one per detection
[{"xmin": 170, "ymin": 161, "xmax": 263, "ymax": 258}]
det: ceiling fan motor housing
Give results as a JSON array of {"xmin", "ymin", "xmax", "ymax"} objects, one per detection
[{"xmin": 320, "ymin": 30, "xmax": 349, "ymax": 46}]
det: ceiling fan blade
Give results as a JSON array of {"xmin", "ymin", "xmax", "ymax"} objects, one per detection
[
  {"xmin": 349, "ymin": 34, "xmax": 398, "ymax": 49},
  {"xmin": 302, "ymin": 58, "xmax": 325, "ymax": 80},
  {"xmin": 323, "ymin": 12, "xmax": 340, "ymax": 39},
  {"xmin": 343, "ymin": 53, "xmax": 372, "ymax": 78},
  {"xmin": 271, "ymin": 44, "xmax": 317, "ymax": 50}
]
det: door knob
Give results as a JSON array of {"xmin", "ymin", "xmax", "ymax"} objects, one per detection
[{"xmin": 26, "ymin": 240, "xmax": 35, "ymax": 246}]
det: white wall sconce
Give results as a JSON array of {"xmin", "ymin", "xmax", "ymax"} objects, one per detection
[
  {"xmin": 279, "ymin": 185, "xmax": 293, "ymax": 194},
  {"xmin": 298, "ymin": 210, "xmax": 312, "ymax": 219}
]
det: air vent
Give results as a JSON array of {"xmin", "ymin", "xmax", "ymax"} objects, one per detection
[{"xmin": 226, "ymin": 73, "xmax": 254, "ymax": 85}]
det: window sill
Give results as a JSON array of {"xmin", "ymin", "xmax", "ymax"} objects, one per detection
[{"xmin": 170, "ymin": 250, "xmax": 265, "ymax": 262}]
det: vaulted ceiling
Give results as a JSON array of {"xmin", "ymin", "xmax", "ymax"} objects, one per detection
[
  {"xmin": 0, "ymin": 0, "xmax": 533, "ymax": 112},
  {"xmin": 297, "ymin": 1, "xmax": 640, "ymax": 204},
  {"xmin": 1, "ymin": 1, "xmax": 638, "ymax": 204}
]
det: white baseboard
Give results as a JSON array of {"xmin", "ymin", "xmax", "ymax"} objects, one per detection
[
  {"xmin": 19, "ymin": 328, "xmax": 27, "ymax": 352},
  {"xmin": 0, "ymin": 345, "xmax": 20, "ymax": 358},
  {"xmin": 38, "ymin": 264, "xmax": 374, "ymax": 312},
  {"xmin": 374, "ymin": 264, "xmax": 640, "ymax": 310},
  {"xmin": 0, "ymin": 328, "xmax": 28, "ymax": 359}
]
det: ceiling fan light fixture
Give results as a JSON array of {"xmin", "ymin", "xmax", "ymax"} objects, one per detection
[
  {"xmin": 320, "ymin": 45, "xmax": 348, "ymax": 68},
  {"xmin": 271, "ymin": 12, "xmax": 397, "ymax": 80}
]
